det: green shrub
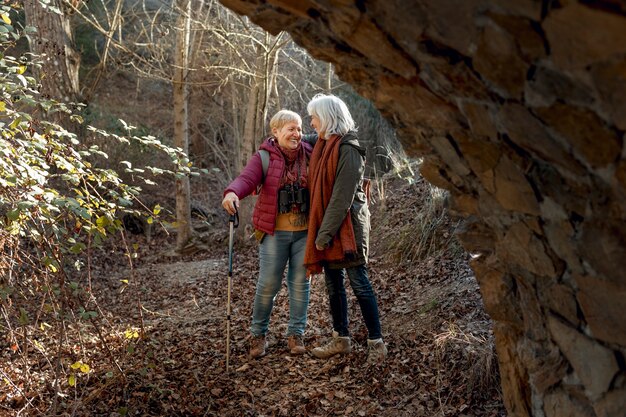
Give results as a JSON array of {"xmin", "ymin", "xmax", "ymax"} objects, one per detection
[{"xmin": 0, "ymin": 4, "xmax": 194, "ymax": 411}]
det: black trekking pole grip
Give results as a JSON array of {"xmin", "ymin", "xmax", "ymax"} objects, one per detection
[{"xmin": 229, "ymin": 207, "xmax": 239, "ymax": 227}]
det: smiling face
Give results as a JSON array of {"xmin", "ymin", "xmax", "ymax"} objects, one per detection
[
  {"xmin": 273, "ymin": 120, "xmax": 302, "ymax": 150},
  {"xmin": 310, "ymin": 114, "xmax": 323, "ymax": 138}
]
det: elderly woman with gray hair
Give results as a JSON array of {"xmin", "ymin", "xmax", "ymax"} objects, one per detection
[{"xmin": 303, "ymin": 93, "xmax": 387, "ymax": 365}]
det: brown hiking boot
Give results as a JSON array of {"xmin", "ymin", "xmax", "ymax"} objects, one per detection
[
  {"xmin": 249, "ymin": 335, "xmax": 267, "ymax": 358},
  {"xmin": 311, "ymin": 331, "xmax": 351, "ymax": 359},
  {"xmin": 287, "ymin": 335, "xmax": 306, "ymax": 355},
  {"xmin": 366, "ymin": 338, "xmax": 388, "ymax": 365}
]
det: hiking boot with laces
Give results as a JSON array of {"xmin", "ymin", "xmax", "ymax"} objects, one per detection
[
  {"xmin": 311, "ymin": 331, "xmax": 351, "ymax": 359},
  {"xmin": 249, "ymin": 334, "xmax": 267, "ymax": 359},
  {"xmin": 366, "ymin": 338, "xmax": 388, "ymax": 365},
  {"xmin": 287, "ymin": 335, "xmax": 306, "ymax": 355}
]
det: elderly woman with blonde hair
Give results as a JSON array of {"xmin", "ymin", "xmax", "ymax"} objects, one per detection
[{"xmin": 222, "ymin": 109, "xmax": 313, "ymax": 358}]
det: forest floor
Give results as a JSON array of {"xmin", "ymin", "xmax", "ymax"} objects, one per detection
[{"xmin": 1, "ymin": 173, "xmax": 506, "ymax": 417}]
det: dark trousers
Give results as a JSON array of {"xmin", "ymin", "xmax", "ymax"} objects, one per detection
[{"xmin": 323, "ymin": 264, "xmax": 382, "ymax": 340}]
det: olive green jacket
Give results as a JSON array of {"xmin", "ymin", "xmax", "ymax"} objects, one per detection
[{"xmin": 307, "ymin": 131, "xmax": 370, "ymax": 269}]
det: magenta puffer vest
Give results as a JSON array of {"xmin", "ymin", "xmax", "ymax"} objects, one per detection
[{"xmin": 224, "ymin": 138, "xmax": 312, "ymax": 235}]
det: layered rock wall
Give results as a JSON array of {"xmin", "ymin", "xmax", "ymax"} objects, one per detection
[{"xmin": 218, "ymin": 1, "xmax": 626, "ymax": 416}]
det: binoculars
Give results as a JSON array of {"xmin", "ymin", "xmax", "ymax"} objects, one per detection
[{"xmin": 278, "ymin": 184, "xmax": 309, "ymax": 213}]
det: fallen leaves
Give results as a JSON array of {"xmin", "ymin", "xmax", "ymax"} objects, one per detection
[{"xmin": 0, "ymin": 177, "xmax": 505, "ymax": 416}]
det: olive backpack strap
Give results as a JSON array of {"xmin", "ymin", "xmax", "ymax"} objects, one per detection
[
  {"xmin": 259, "ymin": 149, "xmax": 269, "ymax": 182},
  {"xmin": 256, "ymin": 149, "xmax": 270, "ymax": 195}
]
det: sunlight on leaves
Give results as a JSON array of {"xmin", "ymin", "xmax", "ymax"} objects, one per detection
[
  {"xmin": 124, "ymin": 329, "xmax": 140, "ymax": 339},
  {"xmin": 70, "ymin": 361, "xmax": 90, "ymax": 374}
]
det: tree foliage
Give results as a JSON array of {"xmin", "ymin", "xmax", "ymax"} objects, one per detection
[
  {"xmin": 66, "ymin": 0, "xmax": 406, "ymax": 184},
  {"xmin": 0, "ymin": 3, "xmax": 196, "ymax": 412}
]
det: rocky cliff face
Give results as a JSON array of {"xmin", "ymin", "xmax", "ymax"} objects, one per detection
[{"xmin": 218, "ymin": 1, "xmax": 626, "ymax": 416}]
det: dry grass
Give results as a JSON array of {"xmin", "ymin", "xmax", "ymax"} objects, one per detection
[
  {"xmin": 373, "ymin": 168, "xmax": 464, "ymax": 262},
  {"xmin": 434, "ymin": 322, "xmax": 500, "ymax": 396}
]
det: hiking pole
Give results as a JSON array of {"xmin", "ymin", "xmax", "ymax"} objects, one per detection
[{"xmin": 226, "ymin": 208, "xmax": 239, "ymax": 372}]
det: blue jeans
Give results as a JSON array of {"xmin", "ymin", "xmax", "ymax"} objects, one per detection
[
  {"xmin": 251, "ymin": 230, "xmax": 310, "ymax": 337},
  {"xmin": 324, "ymin": 264, "xmax": 382, "ymax": 340}
]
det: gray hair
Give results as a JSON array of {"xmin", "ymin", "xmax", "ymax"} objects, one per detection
[
  {"xmin": 307, "ymin": 94, "xmax": 356, "ymax": 138},
  {"xmin": 270, "ymin": 109, "xmax": 302, "ymax": 131}
]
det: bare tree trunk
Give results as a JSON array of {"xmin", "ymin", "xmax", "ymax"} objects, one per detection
[
  {"xmin": 231, "ymin": 80, "xmax": 243, "ymax": 174},
  {"xmin": 242, "ymin": 34, "xmax": 283, "ymax": 158},
  {"xmin": 24, "ymin": 0, "xmax": 81, "ymax": 127},
  {"xmin": 241, "ymin": 77, "xmax": 260, "ymax": 168},
  {"xmin": 173, "ymin": 0, "xmax": 193, "ymax": 251},
  {"xmin": 236, "ymin": 77, "xmax": 260, "ymax": 237},
  {"xmin": 82, "ymin": 0, "xmax": 124, "ymax": 101},
  {"xmin": 257, "ymin": 32, "xmax": 272, "ymax": 149},
  {"xmin": 189, "ymin": 0, "xmax": 206, "ymax": 166}
]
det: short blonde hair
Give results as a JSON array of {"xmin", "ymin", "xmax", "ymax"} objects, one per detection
[{"xmin": 270, "ymin": 109, "xmax": 302, "ymax": 131}]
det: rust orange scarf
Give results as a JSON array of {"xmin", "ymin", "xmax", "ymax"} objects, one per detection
[{"xmin": 304, "ymin": 135, "xmax": 357, "ymax": 275}]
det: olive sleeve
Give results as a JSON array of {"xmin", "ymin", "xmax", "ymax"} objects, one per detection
[{"xmin": 315, "ymin": 144, "xmax": 364, "ymax": 248}]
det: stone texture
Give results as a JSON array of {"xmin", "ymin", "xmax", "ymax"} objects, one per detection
[
  {"xmin": 489, "ymin": 0, "xmax": 542, "ymax": 21},
  {"xmin": 525, "ymin": 64, "xmax": 596, "ymax": 108},
  {"xmin": 374, "ymin": 75, "xmax": 461, "ymax": 134},
  {"xmin": 496, "ymin": 103, "xmax": 584, "ymax": 174},
  {"xmin": 539, "ymin": 197, "xmax": 568, "ymax": 221},
  {"xmin": 488, "ymin": 13, "xmax": 545, "ymax": 62},
  {"xmin": 548, "ymin": 315, "xmax": 618, "ymax": 400},
  {"xmin": 459, "ymin": 101, "xmax": 498, "ymax": 141},
  {"xmin": 535, "ymin": 104, "xmax": 621, "ymax": 169},
  {"xmin": 419, "ymin": 59, "xmax": 493, "ymax": 101},
  {"xmin": 417, "ymin": 0, "xmax": 484, "ymax": 56},
  {"xmin": 455, "ymin": 133, "xmax": 500, "ymax": 194},
  {"xmin": 579, "ymin": 219, "xmax": 626, "ymax": 284},
  {"xmin": 328, "ymin": 11, "xmax": 416, "ymax": 78},
  {"xmin": 529, "ymin": 161, "xmax": 589, "ymax": 218},
  {"xmin": 544, "ymin": 388, "xmax": 595, "ymax": 417},
  {"xmin": 449, "ymin": 193, "xmax": 479, "ymax": 217},
  {"xmin": 430, "ymin": 135, "xmax": 471, "ymax": 177},
  {"xmin": 492, "ymin": 323, "xmax": 532, "ymax": 416},
  {"xmin": 542, "ymin": 219, "xmax": 585, "ymax": 276},
  {"xmin": 363, "ymin": 0, "xmax": 428, "ymax": 64},
  {"xmin": 473, "ymin": 13, "xmax": 545, "ymax": 99},
  {"xmin": 591, "ymin": 58, "xmax": 626, "ymax": 131},
  {"xmin": 593, "ymin": 386, "xmax": 626, "ymax": 417},
  {"xmin": 516, "ymin": 277, "xmax": 550, "ymax": 340},
  {"xmin": 471, "ymin": 254, "xmax": 521, "ymax": 324},
  {"xmin": 617, "ymin": 160, "xmax": 626, "ymax": 193},
  {"xmin": 544, "ymin": 3, "xmax": 626, "ymax": 71},
  {"xmin": 575, "ymin": 275, "xmax": 626, "ymax": 347},
  {"xmin": 493, "ymin": 156, "xmax": 540, "ymax": 215},
  {"xmin": 270, "ymin": 0, "xmax": 316, "ymax": 18},
  {"xmin": 419, "ymin": 157, "xmax": 457, "ymax": 191},
  {"xmin": 218, "ymin": 1, "xmax": 626, "ymax": 415},
  {"xmin": 457, "ymin": 217, "xmax": 495, "ymax": 253},
  {"xmin": 473, "ymin": 20, "xmax": 528, "ymax": 99},
  {"xmin": 518, "ymin": 338, "xmax": 567, "ymax": 394},
  {"xmin": 539, "ymin": 281, "xmax": 579, "ymax": 328}
]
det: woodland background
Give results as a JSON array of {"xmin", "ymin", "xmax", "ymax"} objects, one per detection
[{"xmin": 1, "ymin": 0, "xmax": 504, "ymax": 415}]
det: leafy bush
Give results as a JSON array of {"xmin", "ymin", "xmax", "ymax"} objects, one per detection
[{"xmin": 0, "ymin": 4, "xmax": 194, "ymax": 413}]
